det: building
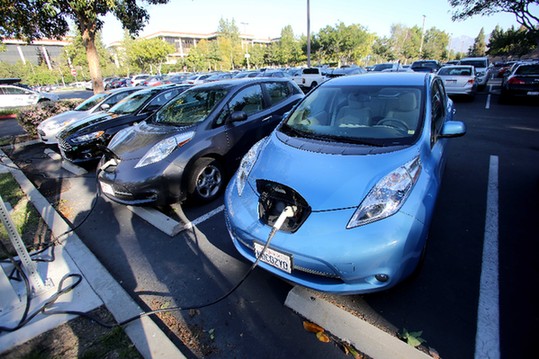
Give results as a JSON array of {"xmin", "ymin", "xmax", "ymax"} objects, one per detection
[
  {"xmin": 109, "ymin": 30, "xmax": 277, "ymax": 65},
  {"xmin": 0, "ymin": 38, "xmax": 70, "ymax": 68}
]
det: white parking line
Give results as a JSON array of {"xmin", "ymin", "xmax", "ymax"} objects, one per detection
[
  {"xmin": 181, "ymin": 205, "xmax": 225, "ymax": 231},
  {"xmin": 474, "ymin": 155, "xmax": 500, "ymax": 359},
  {"xmin": 485, "ymin": 84, "xmax": 492, "ymax": 109}
]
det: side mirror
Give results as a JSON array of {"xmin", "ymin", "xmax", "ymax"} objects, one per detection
[
  {"xmin": 100, "ymin": 103, "xmax": 110, "ymax": 111},
  {"xmin": 228, "ymin": 111, "xmax": 248, "ymax": 123},
  {"xmin": 440, "ymin": 121, "xmax": 466, "ymax": 138}
]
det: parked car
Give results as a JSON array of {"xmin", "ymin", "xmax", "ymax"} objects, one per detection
[
  {"xmin": 184, "ymin": 73, "xmax": 213, "ymax": 85},
  {"xmin": 257, "ymin": 70, "xmax": 287, "ymax": 78},
  {"xmin": 57, "ymin": 85, "xmax": 190, "ymax": 164},
  {"xmin": 0, "ymin": 79, "xmax": 59, "ymax": 110},
  {"xmin": 97, "ymin": 78, "xmax": 304, "ymax": 206},
  {"xmin": 233, "ymin": 71, "xmax": 261, "ymax": 79},
  {"xmin": 499, "ymin": 62, "xmax": 539, "ymax": 103},
  {"xmin": 224, "ymin": 72, "xmax": 466, "ymax": 295},
  {"xmin": 37, "ymin": 87, "xmax": 142, "ymax": 145},
  {"xmin": 371, "ymin": 63, "xmax": 403, "ymax": 72},
  {"xmin": 205, "ymin": 73, "xmax": 234, "ymax": 82},
  {"xmin": 458, "ymin": 57, "xmax": 489, "ymax": 88},
  {"xmin": 141, "ymin": 75, "xmax": 166, "ymax": 87},
  {"xmin": 290, "ymin": 67, "xmax": 327, "ymax": 92},
  {"xmin": 436, "ymin": 65, "xmax": 476, "ymax": 99},
  {"xmin": 411, "ymin": 60, "xmax": 441, "ymax": 73},
  {"xmin": 325, "ymin": 66, "xmax": 367, "ymax": 78},
  {"xmin": 132, "ymin": 74, "xmax": 151, "ymax": 86}
]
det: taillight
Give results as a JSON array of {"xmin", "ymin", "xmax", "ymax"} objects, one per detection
[
  {"xmin": 467, "ymin": 79, "xmax": 475, "ymax": 85},
  {"xmin": 507, "ymin": 77, "xmax": 525, "ymax": 85}
]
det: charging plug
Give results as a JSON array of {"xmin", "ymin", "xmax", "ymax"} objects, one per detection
[{"xmin": 272, "ymin": 205, "xmax": 296, "ymax": 231}]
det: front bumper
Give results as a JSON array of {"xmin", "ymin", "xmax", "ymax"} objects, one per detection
[{"xmin": 224, "ymin": 177, "xmax": 428, "ymax": 295}]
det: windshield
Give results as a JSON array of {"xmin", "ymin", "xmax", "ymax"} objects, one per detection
[
  {"xmin": 153, "ymin": 87, "xmax": 229, "ymax": 125},
  {"xmin": 280, "ymin": 85, "xmax": 423, "ymax": 146},
  {"xmin": 109, "ymin": 90, "xmax": 156, "ymax": 115},
  {"xmin": 74, "ymin": 93, "xmax": 109, "ymax": 111}
]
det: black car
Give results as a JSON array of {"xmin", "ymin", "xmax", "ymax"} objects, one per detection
[
  {"xmin": 97, "ymin": 78, "xmax": 304, "ymax": 206},
  {"xmin": 499, "ymin": 62, "xmax": 539, "ymax": 103},
  {"xmin": 57, "ymin": 84, "xmax": 191, "ymax": 164},
  {"xmin": 411, "ymin": 60, "xmax": 441, "ymax": 73}
]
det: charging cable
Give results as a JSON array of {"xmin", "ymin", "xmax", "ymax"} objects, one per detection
[{"xmin": 0, "ymin": 205, "xmax": 297, "ymax": 332}]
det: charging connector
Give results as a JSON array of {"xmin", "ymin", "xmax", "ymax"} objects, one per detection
[{"xmin": 272, "ymin": 205, "xmax": 297, "ymax": 231}]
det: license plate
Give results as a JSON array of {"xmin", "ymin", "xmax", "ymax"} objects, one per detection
[
  {"xmin": 445, "ymin": 79, "xmax": 457, "ymax": 83},
  {"xmin": 527, "ymin": 91, "xmax": 539, "ymax": 96},
  {"xmin": 254, "ymin": 242, "xmax": 292, "ymax": 273},
  {"xmin": 100, "ymin": 182, "xmax": 115, "ymax": 196}
]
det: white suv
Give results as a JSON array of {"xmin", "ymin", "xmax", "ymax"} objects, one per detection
[
  {"xmin": 0, "ymin": 82, "xmax": 59, "ymax": 110},
  {"xmin": 459, "ymin": 57, "xmax": 490, "ymax": 88}
]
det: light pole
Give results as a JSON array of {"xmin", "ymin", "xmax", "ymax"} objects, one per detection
[
  {"xmin": 307, "ymin": 0, "xmax": 311, "ymax": 67},
  {"xmin": 419, "ymin": 14, "xmax": 426, "ymax": 57}
]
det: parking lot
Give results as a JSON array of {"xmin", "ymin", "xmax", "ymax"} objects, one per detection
[{"xmin": 2, "ymin": 83, "xmax": 538, "ymax": 358}]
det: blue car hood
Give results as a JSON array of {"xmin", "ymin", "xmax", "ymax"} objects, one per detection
[
  {"xmin": 108, "ymin": 121, "xmax": 194, "ymax": 160},
  {"xmin": 248, "ymin": 135, "xmax": 419, "ymax": 210}
]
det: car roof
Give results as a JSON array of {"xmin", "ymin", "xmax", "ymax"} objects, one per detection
[
  {"xmin": 190, "ymin": 77, "xmax": 293, "ymax": 90},
  {"xmin": 322, "ymin": 72, "xmax": 429, "ymax": 87}
]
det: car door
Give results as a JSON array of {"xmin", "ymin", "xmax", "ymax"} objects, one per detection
[
  {"xmin": 217, "ymin": 83, "xmax": 274, "ymax": 165},
  {"xmin": 2, "ymin": 86, "xmax": 35, "ymax": 107},
  {"xmin": 429, "ymin": 78, "xmax": 449, "ymax": 182}
]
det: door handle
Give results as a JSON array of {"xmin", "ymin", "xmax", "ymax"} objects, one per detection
[{"xmin": 262, "ymin": 116, "xmax": 272, "ymax": 122}]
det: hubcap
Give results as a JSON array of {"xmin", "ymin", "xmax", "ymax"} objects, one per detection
[{"xmin": 196, "ymin": 165, "xmax": 222, "ymax": 198}]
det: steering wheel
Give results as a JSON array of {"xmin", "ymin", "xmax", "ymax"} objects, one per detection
[{"xmin": 377, "ymin": 118, "xmax": 409, "ymax": 133}]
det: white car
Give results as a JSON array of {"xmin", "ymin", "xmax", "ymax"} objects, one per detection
[
  {"xmin": 458, "ymin": 57, "xmax": 489, "ymax": 88},
  {"xmin": 436, "ymin": 65, "xmax": 476, "ymax": 99},
  {"xmin": 37, "ymin": 87, "xmax": 141, "ymax": 144},
  {"xmin": 0, "ymin": 82, "xmax": 59, "ymax": 110}
]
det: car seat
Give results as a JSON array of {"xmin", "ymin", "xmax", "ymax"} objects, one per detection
[
  {"xmin": 381, "ymin": 92, "xmax": 419, "ymax": 130},
  {"xmin": 335, "ymin": 93, "xmax": 372, "ymax": 127}
]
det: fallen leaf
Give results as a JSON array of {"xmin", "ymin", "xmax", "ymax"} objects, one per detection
[
  {"xmin": 303, "ymin": 321, "xmax": 325, "ymax": 333},
  {"xmin": 316, "ymin": 331, "xmax": 331, "ymax": 343}
]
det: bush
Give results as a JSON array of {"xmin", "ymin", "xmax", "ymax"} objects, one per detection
[{"xmin": 16, "ymin": 99, "xmax": 83, "ymax": 137}]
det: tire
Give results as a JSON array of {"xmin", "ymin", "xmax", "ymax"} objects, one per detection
[
  {"xmin": 186, "ymin": 158, "xmax": 224, "ymax": 204},
  {"xmin": 310, "ymin": 81, "xmax": 318, "ymax": 90}
]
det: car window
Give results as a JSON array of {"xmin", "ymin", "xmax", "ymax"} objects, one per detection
[
  {"xmin": 109, "ymin": 90, "xmax": 156, "ymax": 115},
  {"xmin": 431, "ymin": 79, "xmax": 446, "ymax": 146},
  {"xmin": 155, "ymin": 87, "xmax": 229, "ymax": 125},
  {"xmin": 142, "ymin": 88, "xmax": 181, "ymax": 112},
  {"xmin": 265, "ymin": 82, "xmax": 291, "ymax": 106},
  {"xmin": 280, "ymin": 85, "xmax": 423, "ymax": 146},
  {"xmin": 215, "ymin": 84, "xmax": 264, "ymax": 126},
  {"xmin": 74, "ymin": 93, "xmax": 109, "ymax": 111},
  {"xmin": 104, "ymin": 91, "xmax": 133, "ymax": 106},
  {"xmin": 3, "ymin": 86, "xmax": 30, "ymax": 95},
  {"xmin": 515, "ymin": 64, "xmax": 539, "ymax": 75}
]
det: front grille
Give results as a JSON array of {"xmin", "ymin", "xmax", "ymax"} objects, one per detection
[{"xmin": 58, "ymin": 138, "xmax": 73, "ymax": 152}]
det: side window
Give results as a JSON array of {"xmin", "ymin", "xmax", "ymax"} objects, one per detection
[
  {"xmin": 215, "ymin": 85, "xmax": 264, "ymax": 126},
  {"xmin": 104, "ymin": 92, "xmax": 131, "ymax": 106},
  {"xmin": 430, "ymin": 80, "xmax": 446, "ymax": 145},
  {"xmin": 144, "ymin": 89, "xmax": 179, "ymax": 112},
  {"xmin": 5, "ymin": 86, "xmax": 26, "ymax": 95},
  {"xmin": 265, "ymin": 82, "xmax": 291, "ymax": 106}
]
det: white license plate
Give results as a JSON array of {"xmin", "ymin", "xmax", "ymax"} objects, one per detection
[
  {"xmin": 100, "ymin": 182, "xmax": 115, "ymax": 196},
  {"xmin": 254, "ymin": 242, "xmax": 292, "ymax": 273},
  {"xmin": 527, "ymin": 91, "xmax": 539, "ymax": 96}
]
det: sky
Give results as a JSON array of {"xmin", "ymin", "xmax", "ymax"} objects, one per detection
[{"xmin": 101, "ymin": 0, "xmax": 532, "ymax": 52}]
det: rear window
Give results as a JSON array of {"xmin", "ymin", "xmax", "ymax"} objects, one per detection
[
  {"xmin": 515, "ymin": 64, "xmax": 539, "ymax": 75},
  {"xmin": 460, "ymin": 60, "xmax": 488, "ymax": 68},
  {"xmin": 303, "ymin": 68, "xmax": 320, "ymax": 75}
]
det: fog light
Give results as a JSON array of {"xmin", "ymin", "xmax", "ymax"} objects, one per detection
[{"xmin": 375, "ymin": 274, "xmax": 389, "ymax": 282}]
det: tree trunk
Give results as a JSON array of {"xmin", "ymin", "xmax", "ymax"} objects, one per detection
[{"xmin": 81, "ymin": 27, "xmax": 103, "ymax": 94}]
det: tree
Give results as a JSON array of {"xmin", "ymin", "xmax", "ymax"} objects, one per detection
[
  {"xmin": 0, "ymin": 0, "xmax": 170, "ymax": 93},
  {"xmin": 449, "ymin": 0, "xmax": 539, "ymax": 35},
  {"xmin": 488, "ymin": 25, "xmax": 537, "ymax": 58},
  {"xmin": 421, "ymin": 28, "xmax": 450, "ymax": 60},
  {"xmin": 469, "ymin": 27, "xmax": 487, "ymax": 56},
  {"xmin": 125, "ymin": 38, "xmax": 175, "ymax": 74}
]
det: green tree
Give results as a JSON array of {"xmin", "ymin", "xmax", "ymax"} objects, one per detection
[
  {"xmin": 389, "ymin": 24, "xmax": 422, "ymax": 63},
  {"xmin": 316, "ymin": 22, "xmax": 374, "ymax": 66},
  {"xmin": 63, "ymin": 30, "xmax": 111, "ymax": 80},
  {"xmin": 469, "ymin": 27, "xmax": 487, "ymax": 56},
  {"xmin": 0, "ymin": 0, "xmax": 170, "ymax": 93},
  {"xmin": 125, "ymin": 37, "xmax": 175, "ymax": 74},
  {"xmin": 216, "ymin": 18, "xmax": 243, "ymax": 70},
  {"xmin": 421, "ymin": 28, "xmax": 451, "ymax": 60},
  {"xmin": 449, "ymin": 0, "xmax": 539, "ymax": 34},
  {"xmin": 488, "ymin": 25, "xmax": 537, "ymax": 58}
]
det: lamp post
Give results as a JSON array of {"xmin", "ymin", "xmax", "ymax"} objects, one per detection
[
  {"xmin": 419, "ymin": 14, "xmax": 426, "ymax": 57},
  {"xmin": 307, "ymin": 0, "xmax": 311, "ymax": 67}
]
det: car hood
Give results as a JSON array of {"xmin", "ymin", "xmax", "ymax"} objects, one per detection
[
  {"xmin": 247, "ymin": 134, "xmax": 419, "ymax": 211},
  {"xmin": 108, "ymin": 121, "xmax": 195, "ymax": 160},
  {"xmin": 39, "ymin": 110, "xmax": 91, "ymax": 129},
  {"xmin": 61, "ymin": 112, "xmax": 113, "ymax": 137}
]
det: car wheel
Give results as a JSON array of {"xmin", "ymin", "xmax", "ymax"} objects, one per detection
[{"xmin": 187, "ymin": 158, "xmax": 224, "ymax": 203}]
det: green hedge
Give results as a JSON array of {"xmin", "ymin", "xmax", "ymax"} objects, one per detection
[{"xmin": 16, "ymin": 99, "xmax": 83, "ymax": 137}]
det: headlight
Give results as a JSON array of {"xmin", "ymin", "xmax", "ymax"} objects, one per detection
[
  {"xmin": 135, "ymin": 131, "xmax": 194, "ymax": 168},
  {"xmin": 347, "ymin": 156, "xmax": 421, "ymax": 228},
  {"xmin": 70, "ymin": 130, "xmax": 105, "ymax": 144},
  {"xmin": 236, "ymin": 137, "xmax": 268, "ymax": 196}
]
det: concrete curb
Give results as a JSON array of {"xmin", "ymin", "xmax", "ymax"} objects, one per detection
[
  {"xmin": 0, "ymin": 149, "xmax": 185, "ymax": 358},
  {"xmin": 285, "ymin": 286, "xmax": 433, "ymax": 359}
]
